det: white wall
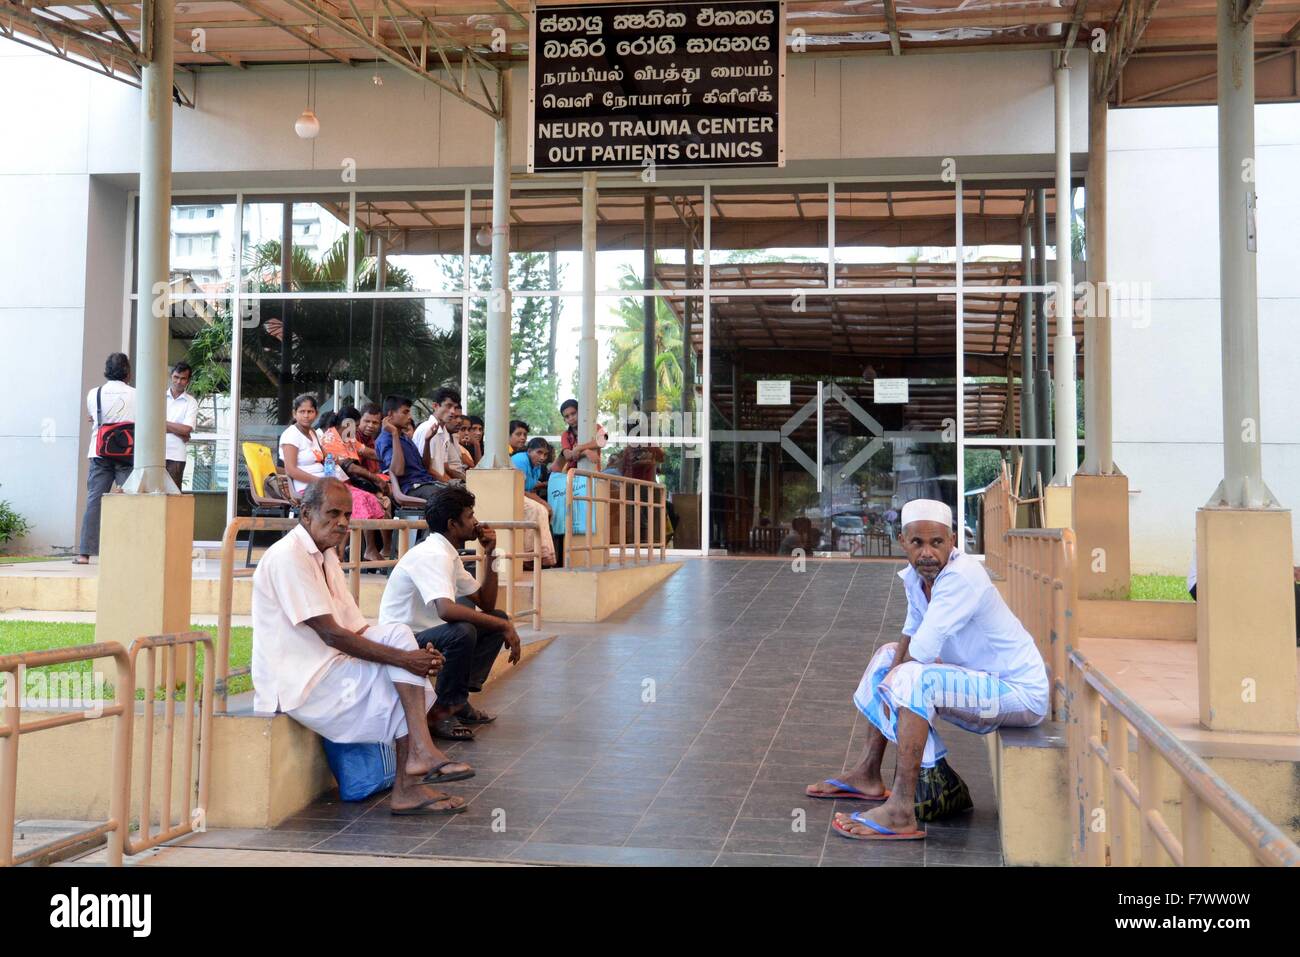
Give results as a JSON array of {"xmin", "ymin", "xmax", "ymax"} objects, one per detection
[{"xmin": 1107, "ymin": 102, "xmax": 1300, "ymax": 574}]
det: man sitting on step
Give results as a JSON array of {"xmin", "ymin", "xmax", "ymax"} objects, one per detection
[
  {"xmin": 251, "ymin": 478, "xmax": 474, "ymax": 816},
  {"xmin": 805, "ymin": 498, "xmax": 1050, "ymax": 840},
  {"xmin": 379, "ymin": 484, "xmax": 522, "ymax": 743}
]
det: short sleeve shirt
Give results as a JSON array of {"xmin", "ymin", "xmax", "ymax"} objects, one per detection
[
  {"xmin": 510, "ymin": 451, "xmax": 542, "ymax": 492},
  {"xmin": 85, "ymin": 382, "xmax": 136, "ymax": 458},
  {"xmin": 279, "ymin": 425, "xmax": 329, "ymax": 495},
  {"xmin": 164, "ymin": 389, "xmax": 199, "ymax": 462},
  {"xmin": 251, "ymin": 523, "xmax": 370, "ymax": 713},
  {"xmin": 378, "ymin": 533, "xmax": 479, "ymax": 632}
]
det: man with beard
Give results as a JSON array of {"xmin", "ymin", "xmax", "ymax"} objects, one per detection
[{"xmin": 805, "ymin": 499, "xmax": 1049, "ymax": 840}]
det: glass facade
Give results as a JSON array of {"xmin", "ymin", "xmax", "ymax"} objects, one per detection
[{"xmin": 130, "ymin": 177, "xmax": 1077, "ymax": 549}]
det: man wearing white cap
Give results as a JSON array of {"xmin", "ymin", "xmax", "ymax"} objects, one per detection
[{"xmin": 805, "ymin": 498, "xmax": 1049, "ymax": 840}]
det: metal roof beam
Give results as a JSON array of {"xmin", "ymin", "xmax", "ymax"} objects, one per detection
[
  {"xmin": 1099, "ymin": 0, "xmax": 1162, "ymax": 97},
  {"xmin": 882, "ymin": 0, "xmax": 901, "ymax": 55},
  {"xmin": 0, "ymin": 0, "xmax": 149, "ymax": 65},
  {"xmin": 230, "ymin": 0, "xmax": 355, "ymax": 64}
]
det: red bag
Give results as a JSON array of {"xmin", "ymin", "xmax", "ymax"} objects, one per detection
[{"xmin": 94, "ymin": 387, "xmax": 134, "ymax": 462}]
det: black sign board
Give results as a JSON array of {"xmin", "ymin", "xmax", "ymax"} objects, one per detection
[{"xmin": 528, "ymin": 0, "xmax": 785, "ymax": 173}]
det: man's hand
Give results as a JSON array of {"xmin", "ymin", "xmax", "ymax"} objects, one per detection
[
  {"xmin": 477, "ymin": 523, "xmax": 497, "ymax": 554},
  {"xmin": 400, "ymin": 646, "xmax": 442, "ymax": 678},
  {"xmin": 381, "ymin": 416, "xmax": 398, "ymax": 436},
  {"xmin": 502, "ymin": 623, "xmax": 522, "ymax": 665}
]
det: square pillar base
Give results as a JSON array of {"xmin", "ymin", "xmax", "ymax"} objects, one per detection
[
  {"xmin": 95, "ymin": 493, "xmax": 195, "ymax": 666},
  {"xmin": 1072, "ymin": 473, "xmax": 1131, "ymax": 599},
  {"xmin": 1043, "ymin": 484, "xmax": 1073, "ymax": 530},
  {"xmin": 1196, "ymin": 507, "xmax": 1298, "ymax": 733},
  {"xmin": 466, "ymin": 469, "xmax": 524, "ymax": 600}
]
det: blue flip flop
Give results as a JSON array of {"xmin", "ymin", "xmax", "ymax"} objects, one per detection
[
  {"xmin": 832, "ymin": 811, "xmax": 926, "ymax": 841},
  {"xmin": 805, "ymin": 778, "xmax": 891, "ymax": 801}
]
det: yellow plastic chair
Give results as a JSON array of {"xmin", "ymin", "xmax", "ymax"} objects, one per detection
[{"xmin": 241, "ymin": 441, "xmax": 295, "ymax": 566}]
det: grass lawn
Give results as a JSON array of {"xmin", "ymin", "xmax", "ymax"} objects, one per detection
[
  {"xmin": 0, "ymin": 555, "xmax": 61, "ymax": 564},
  {"xmin": 0, "ymin": 620, "xmax": 253, "ymax": 699},
  {"xmin": 1129, "ymin": 573, "xmax": 1193, "ymax": 602}
]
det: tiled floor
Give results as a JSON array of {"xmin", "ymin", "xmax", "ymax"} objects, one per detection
[{"xmin": 197, "ymin": 559, "xmax": 1004, "ymax": 866}]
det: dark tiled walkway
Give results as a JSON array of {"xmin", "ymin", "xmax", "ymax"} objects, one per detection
[{"xmin": 235, "ymin": 559, "xmax": 1003, "ymax": 866}]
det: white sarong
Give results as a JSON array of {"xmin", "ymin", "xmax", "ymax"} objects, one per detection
[
  {"xmin": 522, "ymin": 497, "xmax": 556, "ymax": 564},
  {"xmin": 287, "ymin": 622, "xmax": 435, "ymax": 743}
]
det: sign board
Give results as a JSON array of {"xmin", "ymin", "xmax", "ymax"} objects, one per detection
[
  {"xmin": 528, "ymin": 0, "xmax": 785, "ymax": 172},
  {"xmin": 873, "ymin": 378, "xmax": 908, "ymax": 404},
  {"xmin": 756, "ymin": 380, "xmax": 790, "ymax": 405}
]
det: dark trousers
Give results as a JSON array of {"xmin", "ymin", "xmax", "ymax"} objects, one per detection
[
  {"xmin": 79, "ymin": 457, "xmax": 133, "ymax": 556},
  {"xmin": 414, "ymin": 597, "xmax": 508, "ymax": 709},
  {"xmin": 165, "ymin": 459, "xmax": 186, "ymax": 490}
]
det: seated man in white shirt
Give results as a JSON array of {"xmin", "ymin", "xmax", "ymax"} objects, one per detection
[
  {"xmin": 412, "ymin": 387, "xmax": 466, "ymax": 484},
  {"xmin": 379, "ymin": 485, "xmax": 522, "ymax": 742},
  {"xmin": 251, "ymin": 478, "xmax": 474, "ymax": 815},
  {"xmin": 805, "ymin": 499, "xmax": 1049, "ymax": 840}
]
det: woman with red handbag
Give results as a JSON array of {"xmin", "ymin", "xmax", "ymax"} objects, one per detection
[{"xmin": 75, "ymin": 352, "xmax": 136, "ymax": 564}]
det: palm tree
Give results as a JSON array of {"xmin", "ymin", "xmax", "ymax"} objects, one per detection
[{"xmin": 601, "ymin": 263, "xmax": 684, "ymax": 417}]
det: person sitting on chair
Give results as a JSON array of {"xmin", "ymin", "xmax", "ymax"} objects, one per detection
[
  {"xmin": 805, "ymin": 498, "xmax": 1049, "ymax": 840},
  {"xmin": 251, "ymin": 478, "xmax": 473, "ymax": 815},
  {"xmin": 379, "ymin": 484, "xmax": 522, "ymax": 742}
]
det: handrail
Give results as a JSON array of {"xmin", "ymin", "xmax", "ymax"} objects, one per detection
[
  {"xmin": 0, "ymin": 642, "xmax": 132, "ymax": 867},
  {"xmin": 981, "ymin": 460, "xmax": 1015, "ymax": 578},
  {"xmin": 563, "ymin": 468, "xmax": 667, "ymax": 568},
  {"xmin": 216, "ymin": 513, "xmax": 540, "ymax": 712},
  {"xmin": 123, "ymin": 631, "xmax": 214, "ymax": 855},
  {"xmin": 1067, "ymin": 647, "xmax": 1300, "ymax": 867},
  {"xmin": 1004, "ymin": 526, "xmax": 1299, "ymax": 866}
]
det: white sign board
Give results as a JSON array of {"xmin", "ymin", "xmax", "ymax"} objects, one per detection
[
  {"xmin": 756, "ymin": 380, "xmax": 791, "ymax": 405},
  {"xmin": 874, "ymin": 378, "xmax": 909, "ymax": 403}
]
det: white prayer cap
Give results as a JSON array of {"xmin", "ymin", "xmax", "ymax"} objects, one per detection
[{"xmin": 900, "ymin": 499, "xmax": 953, "ymax": 530}]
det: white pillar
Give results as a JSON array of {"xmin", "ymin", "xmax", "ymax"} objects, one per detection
[
  {"xmin": 1051, "ymin": 52, "xmax": 1078, "ymax": 487},
  {"xmin": 1210, "ymin": 0, "xmax": 1272, "ymax": 508},
  {"xmin": 483, "ymin": 76, "xmax": 511, "ymax": 468},
  {"xmin": 123, "ymin": 0, "xmax": 176, "ymax": 495},
  {"xmin": 1082, "ymin": 55, "xmax": 1114, "ymax": 476},
  {"xmin": 579, "ymin": 171, "xmax": 598, "ymax": 444}
]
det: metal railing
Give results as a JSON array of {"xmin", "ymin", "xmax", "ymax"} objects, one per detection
[
  {"xmin": 1067, "ymin": 649, "xmax": 1300, "ymax": 867},
  {"xmin": 1005, "ymin": 526, "xmax": 1300, "ymax": 866},
  {"xmin": 0, "ymin": 642, "xmax": 132, "ymax": 866},
  {"xmin": 1005, "ymin": 528, "xmax": 1074, "ymax": 720},
  {"xmin": 124, "ymin": 631, "xmax": 214, "ymax": 855},
  {"xmin": 215, "ymin": 513, "xmax": 542, "ymax": 712},
  {"xmin": 0, "ymin": 631, "xmax": 214, "ymax": 867},
  {"xmin": 563, "ymin": 468, "xmax": 667, "ymax": 568},
  {"xmin": 982, "ymin": 460, "xmax": 1015, "ymax": 579}
]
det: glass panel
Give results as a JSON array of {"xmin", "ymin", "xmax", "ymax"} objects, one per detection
[
  {"xmin": 709, "ymin": 184, "xmax": 829, "ymax": 286},
  {"xmin": 834, "ymin": 185, "xmax": 957, "ymax": 288},
  {"xmin": 241, "ymin": 195, "xmax": 352, "ymax": 293},
  {"xmin": 169, "ymin": 198, "xmax": 239, "ymax": 294},
  {"xmin": 600, "ymin": 440, "xmax": 703, "ymax": 551},
  {"xmin": 235, "ymin": 297, "xmax": 462, "ymax": 512},
  {"xmin": 354, "ymin": 191, "xmax": 466, "ymax": 293},
  {"xmin": 165, "ymin": 296, "xmax": 233, "ymax": 494}
]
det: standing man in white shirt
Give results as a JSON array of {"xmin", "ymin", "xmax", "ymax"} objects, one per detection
[
  {"xmin": 804, "ymin": 499, "xmax": 1049, "ymax": 841},
  {"xmin": 76, "ymin": 352, "xmax": 136, "ymax": 564},
  {"xmin": 251, "ymin": 478, "xmax": 475, "ymax": 815},
  {"xmin": 164, "ymin": 361, "xmax": 199, "ymax": 492},
  {"xmin": 379, "ymin": 484, "xmax": 521, "ymax": 741},
  {"xmin": 413, "ymin": 387, "xmax": 465, "ymax": 484}
]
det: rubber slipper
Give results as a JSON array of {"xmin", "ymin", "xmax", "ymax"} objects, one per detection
[
  {"xmin": 391, "ymin": 796, "xmax": 467, "ymax": 816},
  {"xmin": 430, "ymin": 716, "xmax": 474, "ymax": 742},
  {"xmin": 457, "ymin": 705, "xmax": 497, "ymax": 725},
  {"xmin": 805, "ymin": 778, "xmax": 891, "ymax": 801},
  {"xmin": 832, "ymin": 812, "xmax": 926, "ymax": 841},
  {"xmin": 421, "ymin": 760, "xmax": 476, "ymax": 785}
]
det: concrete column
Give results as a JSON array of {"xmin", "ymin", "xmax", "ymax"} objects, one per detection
[
  {"xmin": 1073, "ymin": 57, "xmax": 1131, "ymax": 599},
  {"xmin": 123, "ymin": 0, "xmax": 176, "ymax": 496},
  {"xmin": 1083, "ymin": 55, "xmax": 1113, "ymax": 476},
  {"xmin": 579, "ymin": 171, "xmax": 598, "ymax": 445},
  {"xmin": 99, "ymin": 0, "xmax": 194, "ymax": 663},
  {"xmin": 680, "ymin": 233, "xmax": 696, "ymax": 489},
  {"xmin": 1051, "ymin": 52, "xmax": 1077, "ymax": 489},
  {"xmin": 1195, "ymin": 0, "xmax": 1295, "ymax": 733},
  {"xmin": 483, "ymin": 76, "xmax": 511, "ymax": 468},
  {"xmin": 642, "ymin": 193, "xmax": 657, "ymax": 415},
  {"xmin": 1033, "ymin": 187, "xmax": 1053, "ymax": 485}
]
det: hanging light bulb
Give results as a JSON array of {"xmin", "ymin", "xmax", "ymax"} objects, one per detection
[
  {"xmin": 295, "ymin": 108, "xmax": 320, "ymax": 139},
  {"xmin": 475, "ymin": 224, "xmax": 492, "ymax": 247}
]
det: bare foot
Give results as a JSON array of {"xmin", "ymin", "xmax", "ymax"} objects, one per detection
[{"xmin": 391, "ymin": 784, "xmax": 466, "ymax": 813}]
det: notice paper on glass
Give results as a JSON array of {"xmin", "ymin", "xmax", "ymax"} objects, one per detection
[
  {"xmin": 873, "ymin": 378, "xmax": 908, "ymax": 403},
  {"xmin": 756, "ymin": 380, "xmax": 791, "ymax": 405}
]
